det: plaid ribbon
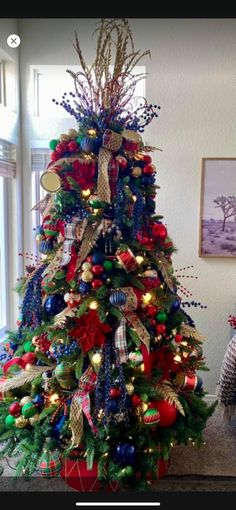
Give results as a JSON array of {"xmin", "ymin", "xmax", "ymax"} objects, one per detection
[
  {"xmin": 114, "ymin": 317, "xmax": 128, "ymax": 364},
  {"xmin": 70, "ymin": 367, "xmax": 98, "ymax": 447},
  {"xmin": 121, "ymin": 287, "xmax": 150, "ymax": 354}
]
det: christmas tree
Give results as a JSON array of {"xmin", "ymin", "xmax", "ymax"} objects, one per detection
[{"xmin": 0, "ymin": 19, "xmax": 215, "ymax": 490}]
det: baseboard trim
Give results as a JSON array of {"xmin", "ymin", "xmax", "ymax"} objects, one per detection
[{"xmin": 204, "ymin": 394, "xmax": 217, "ymax": 404}]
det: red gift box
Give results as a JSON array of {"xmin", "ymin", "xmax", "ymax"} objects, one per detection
[{"xmin": 61, "ymin": 459, "xmax": 119, "ymax": 492}]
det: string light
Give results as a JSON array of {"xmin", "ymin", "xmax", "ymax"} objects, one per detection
[
  {"xmin": 181, "ymin": 341, "xmax": 188, "ymax": 346},
  {"xmin": 174, "ymin": 354, "xmax": 182, "ymax": 363},
  {"xmin": 82, "ymin": 189, "xmax": 91, "ymax": 197},
  {"xmin": 136, "ymin": 255, "xmax": 144, "ymax": 264},
  {"xmin": 92, "ymin": 352, "xmax": 102, "ymax": 365},
  {"xmin": 49, "ymin": 393, "xmax": 59, "ymax": 404},
  {"xmin": 87, "ymin": 128, "xmax": 96, "ymax": 136},
  {"xmin": 142, "ymin": 292, "xmax": 152, "ymax": 304},
  {"xmin": 89, "ymin": 300, "xmax": 99, "ymax": 310}
]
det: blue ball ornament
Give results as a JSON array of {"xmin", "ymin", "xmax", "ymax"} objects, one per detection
[
  {"xmin": 113, "ymin": 443, "xmax": 136, "ymax": 466},
  {"xmin": 195, "ymin": 375, "xmax": 203, "ymax": 393},
  {"xmin": 44, "ymin": 294, "xmax": 66, "ymax": 316},
  {"xmin": 170, "ymin": 298, "xmax": 181, "ymax": 313},
  {"xmin": 79, "ymin": 282, "xmax": 91, "ymax": 295},
  {"xmin": 141, "ymin": 175, "xmax": 155, "ymax": 186},
  {"xmin": 109, "ymin": 290, "xmax": 127, "ymax": 307},
  {"xmin": 92, "ymin": 252, "xmax": 105, "ymax": 265},
  {"xmin": 108, "ymin": 400, "xmax": 118, "ymax": 412},
  {"xmin": 9, "ymin": 341, "xmax": 18, "ymax": 352},
  {"xmin": 33, "ymin": 394, "xmax": 44, "ymax": 407}
]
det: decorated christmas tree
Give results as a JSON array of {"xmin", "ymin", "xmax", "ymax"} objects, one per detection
[{"xmin": 0, "ymin": 19, "xmax": 215, "ymax": 490}]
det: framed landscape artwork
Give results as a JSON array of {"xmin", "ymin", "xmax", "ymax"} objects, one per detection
[{"xmin": 199, "ymin": 158, "xmax": 236, "ymax": 257}]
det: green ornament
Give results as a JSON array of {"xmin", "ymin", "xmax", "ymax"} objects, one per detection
[
  {"xmin": 5, "ymin": 414, "xmax": 15, "ymax": 428},
  {"xmin": 135, "ymin": 178, "xmax": 141, "ymax": 188},
  {"xmin": 76, "ymin": 135, "xmax": 83, "ymax": 144},
  {"xmin": 103, "ymin": 260, "xmax": 113, "ymax": 272},
  {"xmin": 22, "ymin": 402, "xmax": 37, "ymax": 418},
  {"xmin": 89, "ymin": 199, "xmax": 103, "ymax": 209},
  {"xmin": 23, "ymin": 341, "xmax": 35, "ymax": 353},
  {"xmin": 55, "ymin": 270, "xmax": 66, "ymax": 280},
  {"xmin": 143, "ymin": 407, "xmax": 160, "ymax": 426},
  {"xmin": 156, "ymin": 311, "xmax": 168, "ymax": 323},
  {"xmin": 54, "ymin": 190, "xmax": 78, "ymax": 214},
  {"xmin": 55, "ymin": 362, "xmax": 76, "ymax": 390},
  {"xmin": 49, "ymin": 139, "xmax": 59, "ymax": 150},
  {"xmin": 140, "ymin": 393, "xmax": 149, "ymax": 403}
]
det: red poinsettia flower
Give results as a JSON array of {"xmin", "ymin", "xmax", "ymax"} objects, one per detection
[{"xmin": 69, "ymin": 310, "xmax": 112, "ymax": 352}]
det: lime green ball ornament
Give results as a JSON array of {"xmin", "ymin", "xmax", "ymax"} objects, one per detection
[
  {"xmin": 156, "ymin": 311, "xmax": 168, "ymax": 323},
  {"xmin": 22, "ymin": 402, "xmax": 37, "ymax": 418},
  {"xmin": 23, "ymin": 341, "xmax": 35, "ymax": 353},
  {"xmin": 49, "ymin": 139, "xmax": 59, "ymax": 150},
  {"xmin": 103, "ymin": 260, "xmax": 113, "ymax": 272},
  {"xmin": 5, "ymin": 414, "xmax": 16, "ymax": 428}
]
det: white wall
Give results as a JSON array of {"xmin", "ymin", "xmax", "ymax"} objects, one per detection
[
  {"xmin": 18, "ymin": 18, "xmax": 236, "ymax": 395},
  {"xmin": 0, "ymin": 19, "xmax": 23, "ymax": 329}
]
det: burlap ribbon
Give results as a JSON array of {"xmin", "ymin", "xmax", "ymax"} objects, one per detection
[
  {"xmin": 70, "ymin": 367, "xmax": 98, "ymax": 447},
  {"xmin": 97, "ymin": 129, "xmax": 122, "ymax": 203},
  {"xmin": 114, "ymin": 287, "xmax": 150, "ymax": 364}
]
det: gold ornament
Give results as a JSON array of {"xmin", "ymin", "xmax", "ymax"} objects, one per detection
[
  {"xmin": 132, "ymin": 166, "xmax": 142, "ymax": 178},
  {"xmin": 81, "ymin": 270, "xmax": 93, "ymax": 283},
  {"xmin": 15, "ymin": 416, "xmax": 29, "ymax": 428},
  {"xmin": 29, "ymin": 414, "xmax": 40, "ymax": 426},
  {"xmin": 68, "ymin": 128, "xmax": 78, "ymax": 139},
  {"xmin": 82, "ymin": 262, "xmax": 92, "ymax": 271},
  {"xmin": 60, "ymin": 133, "xmax": 70, "ymax": 142},
  {"xmin": 125, "ymin": 382, "xmax": 134, "ymax": 395},
  {"xmin": 20, "ymin": 396, "xmax": 32, "ymax": 405},
  {"xmin": 40, "ymin": 171, "xmax": 61, "ymax": 193}
]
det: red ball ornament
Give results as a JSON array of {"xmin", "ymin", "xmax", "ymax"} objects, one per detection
[
  {"xmin": 131, "ymin": 394, "xmax": 142, "ymax": 407},
  {"xmin": 50, "ymin": 151, "xmax": 60, "ymax": 162},
  {"xmin": 142, "ymin": 155, "xmax": 152, "ymax": 164},
  {"xmin": 146, "ymin": 305, "xmax": 158, "ymax": 318},
  {"xmin": 22, "ymin": 352, "xmax": 36, "ymax": 366},
  {"xmin": 152, "ymin": 400, "xmax": 177, "ymax": 427},
  {"xmin": 56, "ymin": 142, "xmax": 68, "ymax": 155},
  {"xmin": 68, "ymin": 141, "xmax": 79, "ymax": 153},
  {"xmin": 143, "ymin": 164, "xmax": 155, "ymax": 175},
  {"xmin": 9, "ymin": 401, "xmax": 21, "ymax": 417},
  {"xmin": 91, "ymin": 279, "xmax": 103, "ymax": 289},
  {"xmin": 91, "ymin": 265, "xmax": 104, "ymax": 276},
  {"xmin": 86, "ymin": 256, "xmax": 93, "ymax": 263},
  {"xmin": 109, "ymin": 388, "xmax": 121, "ymax": 399},
  {"xmin": 150, "ymin": 319, "xmax": 157, "ymax": 327},
  {"xmin": 156, "ymin": 324, "xmax": 167, "ymax": 335},
  {"xmin": 152, "ymin": 223, "xmax": 167, "ymax": 241},
  {"xmin": 175, "ymin": 334, "xmax": 183, "ymax": 343}
]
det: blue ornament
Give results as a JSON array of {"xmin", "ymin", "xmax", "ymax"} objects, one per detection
[
  {"xmin": 108, "ymin": 400, "xmax": 118, "ymax": 412},
  {"xmin": 33, "ymin": 394, "xmax": 44, "ymax": 407},
  {"xmin": 124, "ymin": 395, "xmax": 131, "ymax": 408},
  {"xmin": 79, "ymin": 282, "xmax": 91, "ymax": 295},
  {"xmin": 170, "ymin": 298, "xmax": 181, "ymax": 313},
  {"xmin": 9, "ymin": 341, "xmax": 18, "ymax": 352},
  {"xmin": 109, "ymin": 290, "xmax": 127, "ymax": 307},
  {"xmin": 39, "ymin": 239, "xmax": 54, "ymax": 254},
  {"xmin": 195, "ymin": 376, "xmax": 203, "ymax": 393},
  {"xmin": 145, "ymin": 198, "xmax": 156, "ymax": 212},
  {"xmin": 113, "ymin": 443, "xmax": 136, "ymax": 466},
  {"xmin": 141, "ymin": 175, "xmax": 155, "ymax": 186},
  {"xmin": 44, "ymin": 294, "xmax": 66, "ymax": 316},
  {"xmin": 80, "ymin": 136, "xmax": 102, "ymax": 154},
  {"xmin": 92, "ymin": 252, "xmax": 105, "ymax": 265}
]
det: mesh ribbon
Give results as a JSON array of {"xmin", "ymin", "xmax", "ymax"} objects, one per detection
[
  {"xmin": 97, "ymin": 129, "xmax": 122, "ymax": 203},
  {"xmin": 70, "ymin": 367, "xmax": 98, "ymax": 447}
]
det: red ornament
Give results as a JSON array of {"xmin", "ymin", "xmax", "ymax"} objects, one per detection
[
  {"xmin": 143, "ymin": 164, "xmax": 155, "ymax": 175},
  {"xmin": 69, "ymin": 310, "xmax": 112, "ymax": 353},
  {"xmin": 136, "ymin": 230, "xmax": 155, "ymax": 250},
  {"xmin": 175, "ymin": 334, "xmax": 183, "ymax": 343},
  {"xmin": 142, "ymin": 154, "xmax": 152, "ymax": 164},
  {"xmin": 146, "ymin": 305, "xmax": 158, "ymax": 318},
  {"xmin": 115, "ymin": 155, "xmax": 127, "ymax": 169},
  {"xmin": 56, "ymin": 142, "xmax": 68, "ymax": 155},
  {"xmin": 109, "ymin": 388, "xmax": 121, "ymax": 399},
  {"xmin": 61, "ymin": 459, "xmax": 119, "ymax": 492},
  {"xmin": 131, "ymin": 394, "xmax": 142, "ymax": 407},
  {"xmin": 86, "ymin": 256, "xmax": 93, "ymax": 263},
  {"xmin": 156, "ymin": 324, "xmax": 167, "ymax": 335},
  {"xmin": 152, "ymin": 400, "xmax": 177, "ymax": 427},
  {"xmin": 91, "ymin": 265, "xmax": 104, "ymax": 276},
  {"xmin": 50, "ymin": 151, "xmax": 60, "ymax": 162},
  {"xmin": 152, "ymin": 223, "xmax": 167, "ymax": 240},
  {"xmin": 91, "ymin": 279, "xmax": 103, "ymax": 289},
  {"xmin": 150, "ymin": 319, "xmax": 157, "ymax": 326},
  {"xmin": 68, "ymin": 141, "xmax": 79, "ymax": 153},
  {"xmin": 9, "ymin": 402, "xmax": 21, "ymax": 417},
  {"xmin": 21, "ymin": 352, "xmax": 36, "ymax": 366}
]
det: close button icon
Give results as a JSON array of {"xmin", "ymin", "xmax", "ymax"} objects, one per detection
[{"xmin": 7, "ymin": 34, "xmax": 21, "ymax": 48}]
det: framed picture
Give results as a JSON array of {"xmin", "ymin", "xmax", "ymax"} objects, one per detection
[{"xmin": 199, "ymin": 158, "xmax": 236, "ymax": 257}]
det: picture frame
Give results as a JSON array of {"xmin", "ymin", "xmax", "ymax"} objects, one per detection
[{"xmin": 199, "ymin": 158, "xmax": 236, "ymax": 257}]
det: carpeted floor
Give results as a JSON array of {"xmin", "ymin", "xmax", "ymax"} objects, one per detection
[{"xmin": 1, "ymin": 403, "xmax": 236, "ymax": 492}]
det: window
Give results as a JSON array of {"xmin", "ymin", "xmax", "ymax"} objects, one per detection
[{"xmin": 0, "ymin": 59, "xmax": 16, "ymax": 112}]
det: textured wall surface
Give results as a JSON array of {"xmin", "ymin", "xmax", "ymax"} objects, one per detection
[{"xmin": 17, "ymin": 18, "xmax": 236, "ymax": 394}]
